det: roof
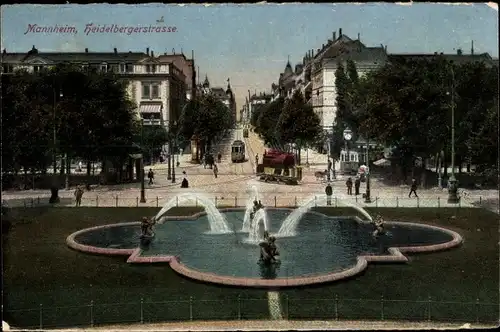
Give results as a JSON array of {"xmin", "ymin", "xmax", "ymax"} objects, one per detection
[
  {"xmin": 1, "ymin": 51, "xmax": 149, "ymax": 64},
  {"xmin": 389, "ymin": 53, "xmax": 493, "ymax": 64},
  {"xmin": 322, "ymin": 46, "xmax": 387, "ymax": 65}
]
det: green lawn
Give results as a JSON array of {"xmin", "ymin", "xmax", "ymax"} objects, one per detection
[{"xmin": 3, "ymin": 206, "xmax": 498, "ymax": 327}]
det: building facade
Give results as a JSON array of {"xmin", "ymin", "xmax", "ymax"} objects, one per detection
[{"xmin": 1, "ymin": 46, "xmax": 188, "ymax": 127}]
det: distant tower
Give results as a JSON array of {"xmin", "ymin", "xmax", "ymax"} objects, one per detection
[{"xmin": 471, "ymin": 40, "xmax": 474, "ymax": 55}]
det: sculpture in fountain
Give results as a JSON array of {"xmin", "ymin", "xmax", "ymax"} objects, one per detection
[
  {"xmin": 140, "ymin": 217, "xmax": 156, "ymax": 244},
  {"xmin": 372, "ymin": 214, "xmax": 386, "ymax": 237},
  {"xmin": 259, "ymin": 231, "xmax": 280, "ymax": 265}
]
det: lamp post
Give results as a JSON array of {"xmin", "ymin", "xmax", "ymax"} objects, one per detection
[
  {"xmin": 447, "ymin": 66, "xmax": 459, "ymax": 203},
  {"xmin": 167, "ymin": 122, "xmax": 172, "ymax": 180},
  {"xmin": 49, "ymin": 85, "xmax": 63, "ymax": 204},
  {"xmin": 343, "ymin": 128, "xmax": 353, "ymax": 175},
  {"xmin": 364, "ymin": 139, "xmax": 372, "ymax": 203},
  {"xmin": 140, "ymin": 118, "xmax": 146, "ymax": 203},
  {"xmin": 171, "ymin": 121, "xmax": 177, "ymax": 183}
]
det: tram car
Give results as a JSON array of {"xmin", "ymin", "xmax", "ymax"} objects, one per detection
[
  {"xmin": 231, "ymin": 140, "xmax": 246, "ymax": 163},
  {"xmin": 256, "ymin": 149, "xmax": 303, "ymax": 185},
  {"xmin": 243, "ymin": 128, "xmax": 249, "ymax": 138}
]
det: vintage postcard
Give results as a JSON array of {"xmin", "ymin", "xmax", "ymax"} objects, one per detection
[{"xmin": 1, "ymin": 3, "xmax": 498, "ymax": 330}]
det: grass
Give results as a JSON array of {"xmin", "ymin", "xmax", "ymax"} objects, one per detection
[
  {"xmin": 283, "ymin": 207, "xmax": 499, "ymax": 323},
  {"xmin": 3, "ymin": 206, "xmax": 499, "ymax": 327}
]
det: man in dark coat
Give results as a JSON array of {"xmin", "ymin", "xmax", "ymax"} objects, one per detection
[
  {"xmin": 354, "ymin": 177, "xmax": 361, "ymax": 196},
  {"xmin": 346, "ymin": 177, "xmax": 353, "ymax": 195},
  {"xmin": 325, "ymin": 183, "xmax": 333, "ymax": 206},
  {"xmin": 409, "ymin": 179, "xmax": 418, "ymax": 198}
]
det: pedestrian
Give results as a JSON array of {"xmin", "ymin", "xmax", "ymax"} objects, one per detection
[
  {"xmin": 409, "ymin": 179, "xmax": 418, "ymax": 198},
  {"xmin": 255, "ymin": 154, "xmax": 259, "ymax": 165},
  {"xmin": 354, "ymin": 176, "xmax": 361, "ymax": 196},
  {"xmin": 148, "ymin": 169, "xmax": 154, "ymax": 185},
  {"xmin": 325, "ymin": 183, "xmax": 333, "ymax": 206},
  {"xmin": 77, "ymin": 161, "xmax": 83, "ymax": 173},
  {"xmin": 328, "ymin": 159, "xmax": 332, "ymax": 173},
  {"xmin": 203, "ymin": 154, "xmax": 207, "ymax": 169},
  {"xmin": 213, "ymin": 164, "xmax": 218, "ymax": 178},
  {"xmin": 217, "ymin": 152, "xmax": 222, "ymax": 163},
  {"xmin": 346, "ymin": 177, "xmax": 353, "ymax": 195},
  {"xmin": 74, "ymin": 186, "xmax": 84, "ymax": 207}
]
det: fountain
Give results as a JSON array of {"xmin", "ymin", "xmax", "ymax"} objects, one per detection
[
  {"xmin": 242, "ymin": 185, "xmax": 260, "ymax": 232},
  {"xmin": 155, "ymin": 193, "xmax": 231, "ymax": 233},
  {"xmin": 277, "ymin": 194, "xmax": 373, "ymax": 237},
  {"xmin": 247, "ymin": 208, "xmax": 269, "ymax": 244}
]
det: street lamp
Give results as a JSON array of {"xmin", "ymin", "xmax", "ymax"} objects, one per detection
[
  {"xmin": 49, "ymin": 85, "xmax": 63, "ymax": 204},
  {"xmin": 447, "ymin": 66, "xmax": 459, "ymax": 203},
  {"xmin": 140, "ymin": 118, "xmax": 146, "ymax": 203},
  {"xmin": 171, "ymin": 121, "xmax": 177, "ymax": 183},
  {"xmin": 343, "ymin": 127, "xmax": 353, "ymax": 175},
  {"xmin": 364, "ymin": 139, "xmax": 372, "ymax": 203},
  {"xmin": 167, "ymin": 122, "xmax": 172, "ymax": 180}
]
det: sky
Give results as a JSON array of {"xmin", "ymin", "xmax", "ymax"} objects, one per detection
[{"xmin": 1, "ymin": 3, "xmax": 498, "ymax": 110}]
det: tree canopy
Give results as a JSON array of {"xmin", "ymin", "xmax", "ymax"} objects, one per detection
[{"xmin": 255, "ymin": 97, "xmax": 285, "ymax": 146}]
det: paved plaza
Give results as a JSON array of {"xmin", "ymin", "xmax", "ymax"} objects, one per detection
[{"xmin": 2, "ymin": 130, "xmax": 498, "ymax": 211}]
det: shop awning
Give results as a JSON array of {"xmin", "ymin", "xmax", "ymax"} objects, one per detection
[
  {"xmin": 139, "ymin": 104, "xmax": 162, "ymax": 113},
  {"xmin": 129, "ymin": 153, "xmax": 143, "ymax": 159}
]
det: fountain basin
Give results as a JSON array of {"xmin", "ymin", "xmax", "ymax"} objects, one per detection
[{"xmin": 66, "ymin": 208, "xmax": 463, "ymax": 288}]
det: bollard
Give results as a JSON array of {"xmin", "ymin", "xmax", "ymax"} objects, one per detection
[
  {"xmin": 136, "ymin": 197, "xmax": 139, "ymax": 207},
  {"xmin": 376, "ymin": 197, "xmax": 379, "ymax": 208},
  {"xmin": 39, "ymin": 304, "xmax": 43, "ymax": 329},
  {"xmin": 274, "ymin": 196, "xmax": 277, "ymax": 207},
  {"xmin": 335, "ymin": 197, "xmax": 338, "ymax": 207},
  {"xmin": 140, "ymin": 298, "xmax": 144, "ymax": 324},
  {"xmin": 237, "ymin": 295, "xmax": 241, "ymax": 320},
  {"xmin": 427, "ymin": 296, "xmax": 431, "ymax": 321},
  {"xmin": 90, "ymin": 300, "xmax": 94, "ymax": 327},
  {"xmin": 437, "ymin": 197, "xmax": 440, "ymax": 208},
  {"xmin": 176, "ymin": 196, "xmax": 179, "ymax": 207},
  {"xmin": 215, "ymin": 197, "xmax": 218, "ymax": 208},
  {"xmin": 115, "ymin": 195, "xmax": 119, "ymax": 207},
  {"xmin": 380, "ymin": 296, "xmax": 384, "ymax": 320},
  {"xmin": 31, "ymin": 198, "xmax": 34, "ymax": 207},
  {"xmin": 396, "ymin": 196, "xmax": 399, "ymax": 207},
  {"xmin": 355, "ymin": 196, "xmax": 358, "ymax": 203},
  {"xmin": 314, "ymin": 196, "xmax": 317, "ymax": 207},
  {"xmin": 334, "ymin": 294, "xmax": 339, "ymax": 320},
  {"xmin": 37, "ymin": 196, "xmax": 40, "ymax": 205},
  {"xmin": 417, "ymin": 197, "xmax": 420, "ymax": 208},
  {"xmin": 96, "ymin": 196, "xmax": 99, "ymax": 207},
  {"xmin": 235, "ymin": 196, "xmax": 237, "ymax": 207},
  {"xmin": 156, "ymin": 196, "xmax": 159, "ymax": 208},
  {"xmin": 195, "ymin": 198, "xmax": 198, "ymax": 207},
  {"xmin": 475, "ymin": 298, "xmax": 479, "ymax": 323},
  {"xmin": 189, "ymin": 296, "xmax": 193, "ymax": 321},
  {"xmin": 479, "ymin": 196, "xmax": 482, "ymax": 205},
  {"xmin": 294, "ymin": 197, "xmax": 297, "ymax": 207}
]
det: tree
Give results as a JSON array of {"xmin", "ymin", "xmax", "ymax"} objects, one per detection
[
  {"xmin": 178, "ymin": 94, "xmax": 233, "ymax": 159},
  {"xmin": 255, "ymin": 97, "xmax": 285, "ymax": 147},
  {"xmin": 276, "ymin": 90, "xmax": 322, "ymax": 158},
  {"xmin": 250, "ymin": 103, "xmax": 265, "ymax": 127},
  {"xmin": 140, "ymin": 126, "xmax": 169, "ymax": 163}
]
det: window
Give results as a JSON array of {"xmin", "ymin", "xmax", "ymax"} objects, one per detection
[
  {"xmin": 151, "ymin": 85, "xmax": 159, "ymax": 99},
  {"xmin": 142, "ymin": 84, "xmax": 151, "ymax": 99},
  {"xmin": 120, "ymin": 63, "xmax": 126, "ymax": 73},
  {"xmin": 100, "ymin": 63, "xmax": 107, "ymax": 72},
  {"xmin": 146, "ymin": 64, "xmax": 156, "ymax": 73},
  {"xmin": 2, "ymin": 65, "xmax": 13, "ymax": 73},
  {"xmin": 82, "ymin": 63, "xmax": 89, "ymax": 71},
  {"xmin": 33, "ymin": 65, "xmax": 41, "ymax": 73},
  {"xmin": 126, "ymin": 64, "xmax": 133, "ymax": 72}
]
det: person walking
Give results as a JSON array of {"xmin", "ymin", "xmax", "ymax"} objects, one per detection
[
  {"xmin": 148, "ymin": 169, "xmax": 154, "ymax": 185},
  {"xmin": 213, "ymin": 163, "xmax": 218, "ymax": 178},
  {"xmin": 409, "ymin": 179, "xmax": 419, "ymax": 198},
  {"xmin": 354, "ymin": 176, "xmax": 361, "ymax": 196},
  {"xmin": 255, "ymin": 154, "xmax": 259, "ymax": 166},
  {"xmin": 346, "ymin": 177, "xmax": 353, "ymax": 195},
  {"xmin": 325, "ymin": 183, "xmax": 333, "ymax": 206},
  {"xmin": 74, "ymin": 186, "xmax": 84, "ymax": 207},
  {"xmin": 217, "ymin": 152, "xmax": 222, "ymax": 163}
]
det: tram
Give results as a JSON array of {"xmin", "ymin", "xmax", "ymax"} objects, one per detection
[
  {"xmin": 243, "ymin": 128, "xmax": 249, "ymax": 138},
  {"xmin": 231, "ymin": 140, "xmax": 246, "ymax": 163}
]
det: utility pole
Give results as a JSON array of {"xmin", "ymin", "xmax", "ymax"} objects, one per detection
[{"xmin": 140, "ymin": 119, "xmax": 146, "ymax": 203}]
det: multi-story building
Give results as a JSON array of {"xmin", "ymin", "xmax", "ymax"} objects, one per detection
[
  {"xmin": 1, "ymin": 46, "xmax": 188, "ymax": 128},
  {"xmin": 157, "ymin": 49, "xmax": 197, "ymax": 100},
  {"xmin": 197, "ymin": 76, "xmax": 237, "ymax": 125},
  {"xmin": 241, "ymin": 92, "xmax": 273, "ymax": 124}
]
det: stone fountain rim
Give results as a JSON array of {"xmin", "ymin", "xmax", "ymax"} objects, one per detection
[{"xmin": 66, "ymin": 208, "xmax": 463, "ymax": 288}]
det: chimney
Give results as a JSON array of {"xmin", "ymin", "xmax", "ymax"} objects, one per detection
[
  {"xmin": 312, "ymin": 49, "xmax": 314, "ymax": 57},
  {"xmin": 146, "ymin": 47, "xmax": 149, "ymax": 55},
  {"xmin": 85, "ymin": 48, "xmax": 88, "ymax": 53},
  {"xmin": 339, "ymin": 28, "xmax": 342, "ymax": 37},
  {"xmin": 192, "ymin": 49, "xmax": 194, "ymax": 60},
  {"xmin": 384, "ymin": 45, "xmax": 387, "ymax": 53},
  {"xmin": 2, "ymin": 49, "xmax": 6, "ymax": 54},
  {"xmin": 434, "ymin": 52, "xmax": 438, "ymax": 55},
  {"xmin": 333, "ymin": 31, "xmax": 336, "ymax": 40},
  {"xmin": 151, "ymin": 50, "xmax": 154, "ymax": 57},
  {"xmin": 457, "ymin": 48, "xmax": 463, "ymax": 55},
  {"xmin": 322, "ymin": 44, "xmax": 325, "ymax": 49},
  {"xmin": 471, "ymin": 40, "xmax": 474, "ymax": 55},
  {"xmin": 114, "ymin": 48, "xmax": 117, "ymax": 54},
  {"xmin": 317, "ymin": 48, "xmax": 320, "ymax": 54},
  {"xmin": 357, "ymin": 33, "xmax": 360, "ymax": 41},
  {"xmin": 172, "ymin": 48, "xmax": 175, "ymax": 54}
]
